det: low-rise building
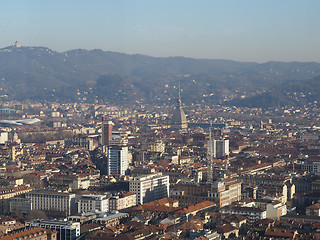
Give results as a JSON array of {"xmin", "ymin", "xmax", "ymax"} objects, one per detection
[
  {"xmin": 220, "ymin": 206, "xmax": 266, "ymax": 224},
  {"xmin": 1, "ymin": 227, "xmax": 57, "ymax": 240},
  {"xmin": 77, "ymin": 195, "xmax": 109, "ymax": 214},
  {"xmin": 306, "ymin": 203, "xmax": 320, "ymax": 216},
  {"xmin": 109, "ymin": 192, "xmax": 136, "ymax": 211}
]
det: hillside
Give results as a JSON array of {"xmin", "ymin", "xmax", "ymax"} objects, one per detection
[{"xmin": 1, "ymin": 44, "xmax": 320, "ymax": 107}]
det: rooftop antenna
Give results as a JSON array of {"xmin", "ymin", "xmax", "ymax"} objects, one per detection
[{"xmin": 207, "ymin": 121, "xmax": 214, "ymax": 185}]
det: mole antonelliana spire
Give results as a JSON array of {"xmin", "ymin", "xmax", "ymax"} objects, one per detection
[{"xmin": 171, "ymin": 80, "xmax": 188, "ymax": 131}]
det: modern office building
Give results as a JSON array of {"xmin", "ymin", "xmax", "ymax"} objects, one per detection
[
  {"xmin": 129, "ymin": 173, "xmax": 170, "ymax": 204},
  {"xmin": 26, "ymin": 220, "xmax": 80, "ymax": 240},
  {"xmin": 77, "ymin": 194, "xmax": 109, "ymax": 213}
]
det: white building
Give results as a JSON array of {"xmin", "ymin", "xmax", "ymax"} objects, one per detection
[
  {"xmin": 0, "ymin": 131, "xmax": 8, "ymax": 144},
  {"xmin": 214, "ymin": 139, "xmax": 229, "ymax": 159},
  {"xmin": 106, "ymin": 138, "xmax": 129, "ymax": 175},
  {"xmin": 25, "ymin": 190, "xmax": 75, "ymax": 216},
  {"xmin": 129, "ymin": 173, "xmax": 169, "ymax": 204},
  {"xmin": 266, "ymin": 201, "xmax": 287, "ymax": 220},
  {"xmin": 77, "ymin": 194, "xmax": 109, "ymax": 213}
]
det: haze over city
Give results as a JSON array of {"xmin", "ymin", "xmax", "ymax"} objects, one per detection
[
  {"xmin": 2, "ymin": 1, "xmax": 320, "ymax": 240},
  {"xmin": 1, "ymin": 0, "xmax": 320, "ymax": 62}
]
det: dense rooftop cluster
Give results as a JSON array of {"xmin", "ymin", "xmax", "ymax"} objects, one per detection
[{"xmin": 0, "ymin": 100, "xmax": 320, "ymax": 239}]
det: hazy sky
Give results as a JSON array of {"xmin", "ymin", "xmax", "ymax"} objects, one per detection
[{"xmin": 1, "ymin": 0, "xmax": 320, "ymax": 62}]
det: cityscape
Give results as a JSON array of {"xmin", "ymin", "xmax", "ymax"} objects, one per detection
[
  {"xmin": 0, "ymin": 72, "xmax": 320, "ymax": 239},
  {"xmin": 1, "ymin": 1, "xmax": 320, "ymax": 239}
]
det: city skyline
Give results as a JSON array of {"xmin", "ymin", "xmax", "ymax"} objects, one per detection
[{"xmin": 1, "ymin": 0, "xmax": 320, "ymax": 63}]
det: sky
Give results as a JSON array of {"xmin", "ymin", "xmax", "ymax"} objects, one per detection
[{"xmin": 0, "ymin": 0, "xmax": 320, "ymax": 63}]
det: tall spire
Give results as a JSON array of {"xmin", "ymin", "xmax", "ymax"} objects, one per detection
[
  {"xmin": 178, "ymin": 80, "xmax": 181, "ymax": 106},
  {"xmin": 171, "ymin": 80, "xmax": 187, "ymax": 130}
]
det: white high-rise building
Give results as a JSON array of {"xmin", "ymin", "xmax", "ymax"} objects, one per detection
[
  {"xmin": 106, "ymin": 138, "xmax": 129, "ymax": 175},
  {"xmin": 129, "ymin": 173, "xmax": 169, "ymax": 204},
  {"xmin": 214, "ymin": 139, "xmax": 229, "ymax": 159}
]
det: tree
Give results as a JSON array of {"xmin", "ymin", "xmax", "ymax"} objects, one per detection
[{"xmin": 26, "ymin": 209, "xmax": 48, "ymax": 221}]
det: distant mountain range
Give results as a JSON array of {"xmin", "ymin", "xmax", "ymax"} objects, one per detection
[{"xmin": 1, "ymin": 44, "xmax": 320, "ymax": 108}]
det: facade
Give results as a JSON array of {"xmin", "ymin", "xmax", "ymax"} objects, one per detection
[
  {"xmin": 237, "ymin": 174, "xmax": 295, "ymax": 201},
  {"xmin": 266, "ymin": 201, "xmax": 287, "ymax": 220},
  {"xmin": 214, "ymin": 139, "xmax": 229, "ymax": 159},
  {"xmin": 65, "ymin": 135, "xmax": 95, "ymax": 151},
  {"xmin": 242, "ymin": 199, "xmax": 287, "ymax": 220},
  {"xmin": 109, "ymin": 192, "xmax": 136, "ymax": 211},
  {"xmin": 129, "ymin": 173, "xmax": 170, "ymax": 204},
  {"xmin": 0, "ymin": 131, "xmax": 8, "ymax": 144},
  {"xmin": 0, "ymin": 186, "xmax": 33, "ymax": 200},
  {"xmin": 172, "ymin": 179, "xmax": 241, "ymax": 208},
  {"xmin": 101, "ymin": 120, "xmax": 113, "ymax": 146},
  {"xmin": 25, "ymin": 190, "xmax": 76, "ymax": 217},
  {"xmin": 300, "ymin": 160, "xmax": 320, "ymax": 174},
  {"xmin": 220, "ymin": 206, "xmax": 267, "ymax": 224},
  {"xmin": 107, "ymin": 145, "xmax": 129, "ymax": 175},
  {"xmin": 26, "ymin": 220, "xmax": 80, "ymax": 240},
  {"xmin": 77, "ymin": 195, "xmax": 109, "ymax": 213},
  {"xmin": 208, "ymin": 180, "xmax": 242, "ymax": 207},
  {"xmin": 106, "ymin": 137, "xmax": 129, "ymax": 175},
  {"xmin": 10, "ymin": 197, "xmax": 32, "ymax": 214}
]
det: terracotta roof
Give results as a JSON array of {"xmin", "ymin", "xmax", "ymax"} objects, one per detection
[
  {"xmin": 0, "ymin": 216, "xmax": 16, "ymax": 223},
  {"xmin": 131, "ymin": 198, "xmax": 180, "ymax": 213},
  {"xmin": 1, "ymin": 227, "xmax": 47, "ymax": 240},
  {"xmin": 216, "ymin": 223, "xmax": 237, "ymax": 234},
  {"xmin": 224, "ymin": 214, "xmax": 247, "ymax": 223},
  {"xmin": 85, "ymin": 229, "xmax": 114, "ymax": 239},
  {"xmin": 178, "ymin": 218, "xmax": 203, "ymax": 231},
  {"xmin": 177, "ymin": 201, "xmax": 216, "ymax": 214},
  {"xmin": 265, "ymin": 228, "xmax": 297, "ymax": 238},
  {"xmin": 306, "ymin": 203, "xmax": 320, "ymax": 210}
]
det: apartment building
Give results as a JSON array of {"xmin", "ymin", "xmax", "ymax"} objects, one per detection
[
  {"xmin": 129, "ymin": 173, "xmax": 169, "ymax": 204},
  {"xmin": 109, "ymin": 192, "xmax": 136, "ymax": 211},
  {"xmin": 172, "ymin": 179, "xmax": 241, "ymax": 208},
  {"xmin": 77, "ymin": 194, "xmax": 109, "ymax": 213}
]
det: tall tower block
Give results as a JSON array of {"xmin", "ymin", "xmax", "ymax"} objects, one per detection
[{"xmin": 102, "ymin": 118, "xmax": 113, "ymax": 146}]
